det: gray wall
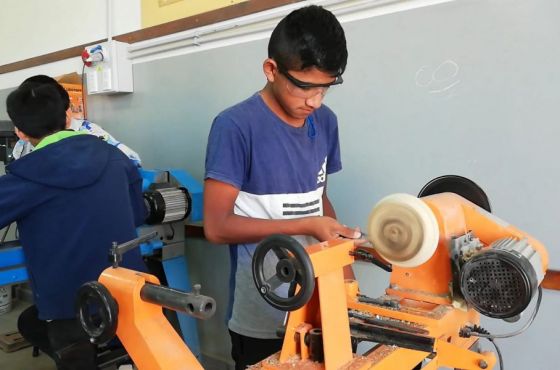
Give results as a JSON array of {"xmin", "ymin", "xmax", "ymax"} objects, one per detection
[{"xmin": 1, "ymin": 0, "xmax": 559, "ymax": 368}]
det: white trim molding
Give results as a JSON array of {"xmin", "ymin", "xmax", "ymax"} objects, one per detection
[
  {"xmin": 128, "ymin": 0, "xmax": 455, "ymax": 64},
  {"xmin": 0, "ymin": 0, "xmax": 455, "ymax": 90}
]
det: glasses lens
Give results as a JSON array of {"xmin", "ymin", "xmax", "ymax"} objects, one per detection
[
  {"xmin": 285, "ymin": 82, "xmax": 329, "ymax": 99},
  {"xmin": 280, "ymin": 70, "xmax": 335, "ymax": 99}
]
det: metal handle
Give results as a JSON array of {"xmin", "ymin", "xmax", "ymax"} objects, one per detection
[
  {"xmin": 140, "ymin": 282, "xmax": 216, "ymax": 320},
  {"xmin": 109, "ymin": 231, "xmax": 158, "ymax": 268}
]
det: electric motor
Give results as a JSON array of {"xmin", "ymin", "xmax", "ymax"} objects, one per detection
[
  {"xmin": 144, "ymin": 186, "xmax": 192, "ymax": 225},
  {"xmin": 460, "ymin": 237, "xmax": 543, "ymax": 319}
]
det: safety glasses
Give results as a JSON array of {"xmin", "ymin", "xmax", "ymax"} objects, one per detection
[{"xmin": 278, "ymin": 66, "xmax": 343, "ymax": 99}]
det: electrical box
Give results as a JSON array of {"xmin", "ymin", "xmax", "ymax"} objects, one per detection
[{"xmin": 83, "ymin": 40, "xmax": 133, "ymax": 94}]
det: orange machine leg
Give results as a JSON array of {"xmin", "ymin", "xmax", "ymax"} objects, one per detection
[
  {"xmin": 99, "ymin": 267, "xmax": 203, "ymax": 370},
  {"xmin": 317, "ymin": 269, "xmax": 353, "ymax": 369}
]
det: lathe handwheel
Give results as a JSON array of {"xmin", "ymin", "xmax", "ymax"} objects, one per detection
[
  {"xmin": 75, "ymin": 281, "xmax": 118, "ymax": 345},
  {"xmin": 252, "ymin": 234, "xmax": 315, "ymax": 311}
]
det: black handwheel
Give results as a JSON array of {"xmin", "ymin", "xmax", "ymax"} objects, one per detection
[
  {"xmin": 252, "ymin": 234, "xmax": 315, "ymax": 311},
  {"xmin": 75, "ymin": 281, "xmax": 118, "ymax": 345}
]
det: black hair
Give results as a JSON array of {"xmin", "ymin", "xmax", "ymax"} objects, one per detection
[
  {"xmin": 6, "ymin": 84, "xmax": 67, "ymax": 139},
  {"xmin": 20, "ymin": 75, "xmax": 70, "ymax": 111},
  {"xmin": 268, "ymin": 5, "xmax": 348, "ymax": 75}
]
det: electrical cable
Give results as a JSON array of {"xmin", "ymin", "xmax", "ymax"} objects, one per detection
[
  {"xmin": 488, "ymin": 338, "xmax": 504, "ymax": 370},
  {"xmin": 459, "ymin": 286, "xmax": 543, "ymax": 370},
  {"xmin": 167, "ymin": 223, "xmax": 175, "ymax": 240},
  {"xmin": 81, "ymin": 63, "xmax": 88, "ymax": 120}
]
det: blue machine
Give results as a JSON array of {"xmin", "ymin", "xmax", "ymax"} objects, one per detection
[
  {"xmin": 0, "ymin": 122, "xmax": 25, "ymax": 287},
  {"xmin": 137, "ymin": 168, "xmax": 204, "ymax": 358},
  {"xmin": 0, "ymin": 168, "xmax": 205, "ymax": 358},
  {"xmin": 0, "ymin": 240, "xmax": 28, "ymax": 287}
]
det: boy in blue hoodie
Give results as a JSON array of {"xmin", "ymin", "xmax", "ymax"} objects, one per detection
[
  {"xmin": 11, "ymin": 74, "xmax": 142, "ymax": 166},
  {"xmin": 1, "ymin": 82, "xmax": 147, "ymax": 369}
]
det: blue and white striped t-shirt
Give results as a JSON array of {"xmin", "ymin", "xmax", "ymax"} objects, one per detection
[{"xmin": 205, "ymin": 92, "xmax": 342, "ymax": 339}]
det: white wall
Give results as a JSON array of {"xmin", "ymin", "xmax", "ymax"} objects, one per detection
[
  {"xmin": 0, "ymin": 0, "xmax": 454, "ymax": 90},
  {"xmin": 0, "ymin": 0, "xmax": 140, "ymax": 65},
  {"xmin": 0, "ymin": 0, "xmax": 140, "ymax": 88}
]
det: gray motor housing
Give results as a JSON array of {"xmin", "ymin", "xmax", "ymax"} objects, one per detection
[{"xmin": 460, "ymin": 238, "xmax": 543, "ymax": 319}]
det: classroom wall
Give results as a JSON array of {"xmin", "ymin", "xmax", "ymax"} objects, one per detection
[
  {"xmin": 0, "ymin": 0, "xmax": 140, "ymax": 90},
  {"xmin": 0, "ymin": 0, "xmax": 140, "ymax": 66},
  {"xmin": 1, "ymin": 0, "xmax": 559, "ymax": 369}
]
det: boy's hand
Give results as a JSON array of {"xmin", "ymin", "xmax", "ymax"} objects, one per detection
[{"xmin": 307, "ymin": 216, "xmax": 361, "ymax": 242}]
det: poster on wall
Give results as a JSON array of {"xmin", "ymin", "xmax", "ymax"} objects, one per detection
[
  {"xmin": 57, "ymin": 73, "xmax": 85, "ymax": 119},
  {"xmin": 142, "ymin": 0, "xmax": 249, "ymax": 28}
]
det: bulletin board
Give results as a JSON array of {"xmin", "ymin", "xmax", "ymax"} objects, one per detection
[{"xmin": 141, "ymin": 0, "xmax": 249, "ymax": 28}]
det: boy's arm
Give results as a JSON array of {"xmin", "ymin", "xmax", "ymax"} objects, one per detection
[
  {"xmin": 203, "ymin": 178, "xmax": 359, "ymax": 245},
  {"xmin": 322, "ymin": 179, "xmax": 337, "ymax": 219},
  {"xmin": 0, "ymin": 175, "xmax": 42, "ymax": 229},
  {"xmin": 11, "ymin": 140, "xmax": 33, "ymax": 160},
  {"xmin": 85, "ymin": 122, "xmax": 142, "ymax": 166}
]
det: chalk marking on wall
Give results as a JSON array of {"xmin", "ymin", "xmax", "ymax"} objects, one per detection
[{"xmin": 415, "ymin": 59, "xmax": 460, "ymax": 96}]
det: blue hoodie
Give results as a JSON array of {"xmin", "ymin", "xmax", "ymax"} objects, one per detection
[{"xmin": 0, "ymin": 134, "xmax": 147, "ymax": 320}]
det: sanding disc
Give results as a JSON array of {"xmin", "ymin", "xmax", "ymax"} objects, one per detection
[{"xmin": 367, "ymin": 193, "xmax": 439, "ymax": 267}]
